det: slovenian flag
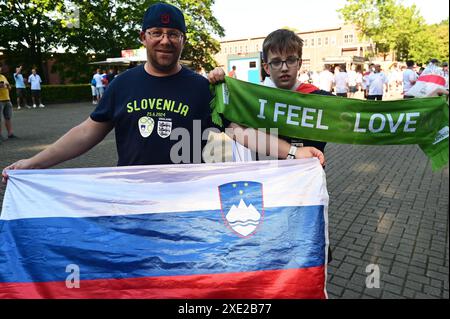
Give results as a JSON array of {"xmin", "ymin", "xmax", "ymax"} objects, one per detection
[{"xmin": 0, "ymin": 159, "xmax": 329, "ymax": 299}]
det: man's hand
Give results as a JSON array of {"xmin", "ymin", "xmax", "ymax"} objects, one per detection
[
  {"xmin": 2, "ymin": 159, "xmax": 36, "ymax": 184},
  {"xmin": 296, "ymin": 147, "xmax": 326, "ymax": 167},
  {"xmin": 207, "ymin": 67, "xmax": 226, "ymax": 84}
]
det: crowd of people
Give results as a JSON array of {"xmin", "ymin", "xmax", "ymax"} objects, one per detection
[
  {"xmin": 0, "ymin": 65, "xmax": 46, "ymax": 142},
  {"xmin": 90, "ymin": 68, "xmax": 119, "ymax": 105},
  {"xmin": 294, "ymin": 59, "xmax": 449, "ymax": 100}
]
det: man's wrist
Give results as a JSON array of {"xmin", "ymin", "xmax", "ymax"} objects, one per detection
[{"xmin": 286, "ymin": 145, "xmax": 297, "ymax": 159}]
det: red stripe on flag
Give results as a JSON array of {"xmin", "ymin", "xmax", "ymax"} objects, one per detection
[
  {"xmin": 417, "ymin": 74, "xmax": 446, "ymax": 86},
  {"xmin": 0, "ymin": 266, "xmax": 326, "ymax": 299}
]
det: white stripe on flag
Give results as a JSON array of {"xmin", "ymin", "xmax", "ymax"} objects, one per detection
[{"xmin": 1, "ymin": 159, "xmax": 328, "ymax": 220}]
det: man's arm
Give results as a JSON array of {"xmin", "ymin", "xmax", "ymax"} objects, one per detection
[
  {"xmin": 2, "ymin": 118, "xmax": 113, "ymax": 183},
  {"xmin": 226, "ymin": 123, "xmax": 325, "ymax": 165}
]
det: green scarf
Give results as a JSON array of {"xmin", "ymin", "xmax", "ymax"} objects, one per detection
[{"xmin": 211, "ymin": 77, "xmax": 449, "ymax": 171}]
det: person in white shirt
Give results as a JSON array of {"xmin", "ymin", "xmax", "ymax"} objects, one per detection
[
  {"xmin": 311, "ymin": 70, "xmax": 320, "ymax": 87},
  {"xmin": 366, "ymin": 64, "xmax": 388, "ymax": 100},
  {"xmin": 93, "ymin": 69, "xmax": 105, "ymax": 100},
  {"xmin": 28, "ymin": 69, "xmax": 44, "ymax": 108},
  {"xmin": 362, "ymin": 63, "xmax": 374, "ymax": 99},
  {"xmin": 334, "ymin": 64, "xmax": 349, "ymax": 97},
  {"xmin": 298, "ymin": 69, "xmax": 310, "ymax": 83},
  {"xmin": 318, "ymin": 65, "xmax": 334, "ymax": 92},
  {"xmin": 347, "ymin": 65, "xmax": 358, "ymax": 98},
  {"xmin": 403, "ymin": 60, "xmax": 418, "ymax": 99}
]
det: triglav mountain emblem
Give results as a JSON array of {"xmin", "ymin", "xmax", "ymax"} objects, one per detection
[{"xmin": 218, "ymin": 181, "xmax": 264, "ymax": 238}]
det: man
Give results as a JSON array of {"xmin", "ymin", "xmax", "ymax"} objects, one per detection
[
  {"xmin": 0, "ymin": 65, "xmax": 17, "ymax": 140},
  {"xmin": 3, "ymin": 3, "xmax": 324, "ymax": 182},
  {"xmin": 28, "ymin": 68, "xmax": 45, "ymax": 108},
  {"xmin": 362, "ymin": 63, "xmax": 374, "ymax": 99},
  {"xmin": 366, "ymin": 64, "xmax": 388, "ymax": 101},
  {"xmin": 318, "ymin": 65, "xmax": 334, "ymax": 93},
  {"xmin": 347, "ymin": 64, "xmax": 358, "ymax": 98},
  {"xmin": 228, "ymin": 65, "xmax": 237, "ymax": 78},
  {"xmin": 13, "ymin": 66, "xmax": 31, "ymax": 109},
  {"xmin": 106, "ymin": 68, "xmax": 116, "ymax": 84},
  {"xmin": 92, "ymin": 69, "xmax": 104, "ymax": 101},
  {"xmin": 403, "ymin": 60, "xmax": 418, "ymax": 99},
  {"xmin": 334, "ymin": 64, "xmax": 349, "ymax": 97}
]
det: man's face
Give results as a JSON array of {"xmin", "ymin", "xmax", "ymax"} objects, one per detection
[
  {"xmin": 32, "ymin": 69, "xmax": 36, "ymax": 75},
  {"xmin": 140, "ymin": 27, "xmax": 185, "ymax": 73},
  {"xmin": 263, "ymin": 50, "xmax": 300, "ymax": 90}
]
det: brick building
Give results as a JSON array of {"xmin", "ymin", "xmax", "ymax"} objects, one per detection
[{"xmin": 215, "ymin": 24, "xmax": 377, "ymax": 77}]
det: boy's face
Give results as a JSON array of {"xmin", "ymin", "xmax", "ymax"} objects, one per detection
[{"xmin": 263, "ymin": 50, "xmax": 300, "ymax": 90}]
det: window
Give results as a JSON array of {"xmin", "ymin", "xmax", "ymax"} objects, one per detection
[
  {"xmin": 304, "ymin": 39, "xmax": 308, "ymax": 47},
  {"xmin": 311, "ymin": 38, "xmax": 315, "ymax": 47},
  {"xmin": 224, "ymin": 47, "xmax": 227, "ymax": 54},
  {"xmin": 318, "ymin": 38, "xmax": 322, "ymax": 46},
  {"xmin": 324, "ymin": 37, "xmax": 329, "ymax": 46},
  {"xmin": 344, "ymin": 34, "xmax": 354, "ymax": 44},
  {"xmin": 249, "ymin": 61, "xmax": 256, "ymax": 68}
]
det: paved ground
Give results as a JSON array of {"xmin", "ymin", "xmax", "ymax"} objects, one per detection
[{"xmin": 0, "ymin": 100, "xmax": 448, "ymax": 299}]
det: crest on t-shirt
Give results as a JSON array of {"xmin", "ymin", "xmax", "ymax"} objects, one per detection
[
  {"xmin": 138, "ymin": 116, "xmax": 154, "ymax": 138},
  {"xmin": 157, "ymin": 119, "xmax": 172, "ymax": 138}
]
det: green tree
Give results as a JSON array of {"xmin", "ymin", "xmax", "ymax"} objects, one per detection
[
  {"xmin": 409, "ymin": 19, "xmax": 449, "ymax": 65},
  {"xmin": 0, "ymin": 0, "xmax": 224, "ymax": 83},
  {"xmin": 0, "ymin": 0, "xmax": 69, "ymax": 80},
  {"xmin": 338, "ymin": 0, "xmax": 427, "ymax": 61}
]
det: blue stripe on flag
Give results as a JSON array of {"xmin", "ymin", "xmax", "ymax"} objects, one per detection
[{"xmin": 0, "ymin": 206, "xmax": 325, "ymax": 283}]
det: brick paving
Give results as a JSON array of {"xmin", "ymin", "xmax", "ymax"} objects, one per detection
[{"xmin": 0, "ymin": 101, "xmax": 448, "ymax": 299}]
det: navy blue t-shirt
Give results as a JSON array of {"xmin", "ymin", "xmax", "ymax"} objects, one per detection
[{"xmin": 91, "ymin": 65, "xmax": 219, "ymax": 166}]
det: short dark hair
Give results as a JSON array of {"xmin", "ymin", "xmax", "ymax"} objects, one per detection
[
  {"xmin": 406, "ymin": 60, "xmax": 414, "ymax": 67},
  {"xmin": 262, "ymin": 29, "xmax": 303, "ymax": 62}
]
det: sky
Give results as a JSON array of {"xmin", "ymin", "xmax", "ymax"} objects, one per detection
[{"xmin": 212, "ymin": 0, "xmax": 449, "ymax": 40}]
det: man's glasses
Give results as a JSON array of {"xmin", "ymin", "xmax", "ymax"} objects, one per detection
[
  {"xmin": 268, "ymin": 57, "xmax": 300, "ymax": 70},
  {"xmin": 146, "ymin": 30, "xmax": 184, "ymax": 42}
]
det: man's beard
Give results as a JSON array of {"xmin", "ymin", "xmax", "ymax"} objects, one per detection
[{"xmin": 148, "ymin": 45, "xmax": 181, "ymax": 73}]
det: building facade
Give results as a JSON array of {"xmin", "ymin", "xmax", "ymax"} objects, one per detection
[{"xmin": 215, "ymin": 24, "xmax": 376, "ymax": 78}]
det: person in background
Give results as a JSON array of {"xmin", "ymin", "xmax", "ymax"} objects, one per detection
[
  {"xmin": 402, "ymin": 60, "xmax": 418, "ymax": 99},
  {"xmin": 28, "ymin": 68, "xmax": 45, "ymax": 108},
  {"xmin": 442, "ymin": 62, "xmax": 448, "ymax": 92},
  {"xmin": 92, "ymin": 69, "xmax": 104, "ymax": 101},
  {"xmin": 334, "ymin": 64, "xmax": 349, "ymax": 97},
  {"xmin": 90, "ymin": 74, "xmax": 98, "ymax": 105},
  {"xmin": 298, "ymin": 69, "xmax": 310, "ymax": 84},
  {"xmin": 318, "ymin": 65, "xmax": 334, "ymax": 93},
  {"xmin": 362, "ymin": 63, "xmax": 375, "ymax": 99},
  {"xmin": 228, "ymin": 65, "xmax": 237, "ymax": 79},
  {"xmin": 347, "ymin": 65, "xmax": 358, "ymax": 98},
  {"xmin": 106, "ymin": 68, "xmax": 116, "ymax": 84},
  {"xmin": 13, "ymin": 66, "xmax": 31, "ymax": 109},
  {"xmin": 366, "ymin": 64, "xmax": 388, "ymax": 101},
  {"xmin": 0, "ymin": 65, "xmax": 17, "ymax": 139}
]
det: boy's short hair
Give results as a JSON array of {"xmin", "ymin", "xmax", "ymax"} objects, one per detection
[{"xmin": 262, "ymin": 29, "xmax": 303, "ymax": 62}]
